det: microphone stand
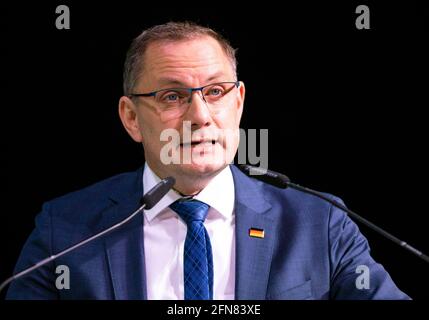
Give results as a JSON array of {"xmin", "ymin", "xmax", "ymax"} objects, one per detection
[
  {"xmin": 239, "ymin": 164, "xmax": 429, "ymax": 264},
  {"xmin": 0, "ymin": 176, "xmax": 175, "ymax": 294}
]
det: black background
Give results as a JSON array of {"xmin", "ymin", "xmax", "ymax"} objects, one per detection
[{"xmin": 1, "ymin": 0, "xmax": 428, "ymax": 300}]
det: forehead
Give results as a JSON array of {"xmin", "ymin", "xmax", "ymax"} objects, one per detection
[{"xmin": 142, "ymin": 36, "xmax": 233, "ymax": 86}]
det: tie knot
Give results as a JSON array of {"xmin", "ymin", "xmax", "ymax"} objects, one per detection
[{"xmin": 170, "ymin": 199, "xmax": 209, "ymax": 225}]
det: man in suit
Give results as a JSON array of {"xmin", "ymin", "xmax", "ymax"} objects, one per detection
[{"xmin": 7, "ymin": 22, "xmax": 409, "ymax": 299}]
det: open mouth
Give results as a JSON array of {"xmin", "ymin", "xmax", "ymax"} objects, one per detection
[{"xmin": 180, "ymin": 139, "xmax": 218, "ymax": 147}]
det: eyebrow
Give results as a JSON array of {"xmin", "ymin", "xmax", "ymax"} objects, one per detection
[{"xmin": 156, "ymin": 72, "xmax": 227, "ymax": 88}]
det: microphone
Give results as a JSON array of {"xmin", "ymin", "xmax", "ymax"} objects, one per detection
[
  {"xmin": 239, "ymin": 164, "xmax": 290, "ymax": 188},
  {"xmin": 239, "ymin": 164, "xmax": 429, "ymax": 264},
  {"xmin": 0, "ymin": 176, "xmax": 176, "ymax": 294}
]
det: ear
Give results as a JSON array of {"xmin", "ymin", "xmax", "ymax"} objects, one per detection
[
  {"xmin": 118, "ymin": 96, "xmax": 143, "ymax": 143},
  {"xmin": 235, "ymin": 81, "xmax": 245, "ymax": 123}
]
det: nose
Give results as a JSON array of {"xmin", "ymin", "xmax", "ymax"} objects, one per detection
[
  {"xmin": 184, "ymin": 90, "xmax": 212, "ymax": 128},
  {"xmin": 187, "ymin": 88, "xmax": 207, "ymax": 104}
]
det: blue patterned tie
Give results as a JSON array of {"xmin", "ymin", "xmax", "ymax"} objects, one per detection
[{"xmin": 170, "ymin": 199, "xmax": 213, "ymax": 300}]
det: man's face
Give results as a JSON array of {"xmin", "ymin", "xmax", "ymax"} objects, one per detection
[{"xmin": 120, "ymin": 36, "xmax": 245, "ymax": 181}]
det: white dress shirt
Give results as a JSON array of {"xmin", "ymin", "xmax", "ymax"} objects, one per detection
[{"xmin": 142, "ymin": 163, "xmax": 236, "ymax": 300}]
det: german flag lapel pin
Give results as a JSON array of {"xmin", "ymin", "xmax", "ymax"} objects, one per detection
[{"xmin": 249, "ymin": 228, "xmax": 265, "ymax": 239}]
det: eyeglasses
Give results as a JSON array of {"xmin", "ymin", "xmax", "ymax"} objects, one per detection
[{"xmin": 128, "ymin": 81, "xmax": 240, "ymax": 121}]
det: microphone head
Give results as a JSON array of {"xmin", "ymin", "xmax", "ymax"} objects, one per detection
[
  {"xmin": 238, "ymin": 164, "xmax": 290, "ymax": 189},
  {"xmin": 141, "ymin": 176, "xmax": 176, "ymax": 209}
]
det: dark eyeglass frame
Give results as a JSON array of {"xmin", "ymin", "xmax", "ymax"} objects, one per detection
[{"xmin": 128, "ymin": 81, "xmax": 240, "ymax": 103}]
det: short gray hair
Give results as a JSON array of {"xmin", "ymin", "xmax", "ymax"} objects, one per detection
[{"xmin": 123, "ymin": 21, "xmax": 237, "ymax": 95}]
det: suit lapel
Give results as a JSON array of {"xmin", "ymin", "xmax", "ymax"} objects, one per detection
[
  {"xmin": 230, "ymin": 166, "xmax": 276, "ymax": 300},
  {"xmin": 100, "ymin": 165, "xmax": 277, "ymax": 300},
  {"xmin": 102, "ymin": 167, "xmax": 147, "ymax": 300}
]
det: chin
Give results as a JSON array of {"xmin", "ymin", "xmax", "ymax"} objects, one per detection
[
  {"xmin": 178, "ymin": 160, "xmax": 227, "ymax": 177},
  {"xmin": 173, "ymin": 144, "xmax": 228, "ymax": 175}
]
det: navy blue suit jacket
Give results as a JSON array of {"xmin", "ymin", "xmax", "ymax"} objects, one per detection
[{"xmin": 7, "ymin": 165, "xmax": 409, "ymax": 299}]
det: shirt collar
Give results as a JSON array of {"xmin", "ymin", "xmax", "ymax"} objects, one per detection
[{"xmin": 142, "ymin": 163, "xmax": 235, "ymax": 222}]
